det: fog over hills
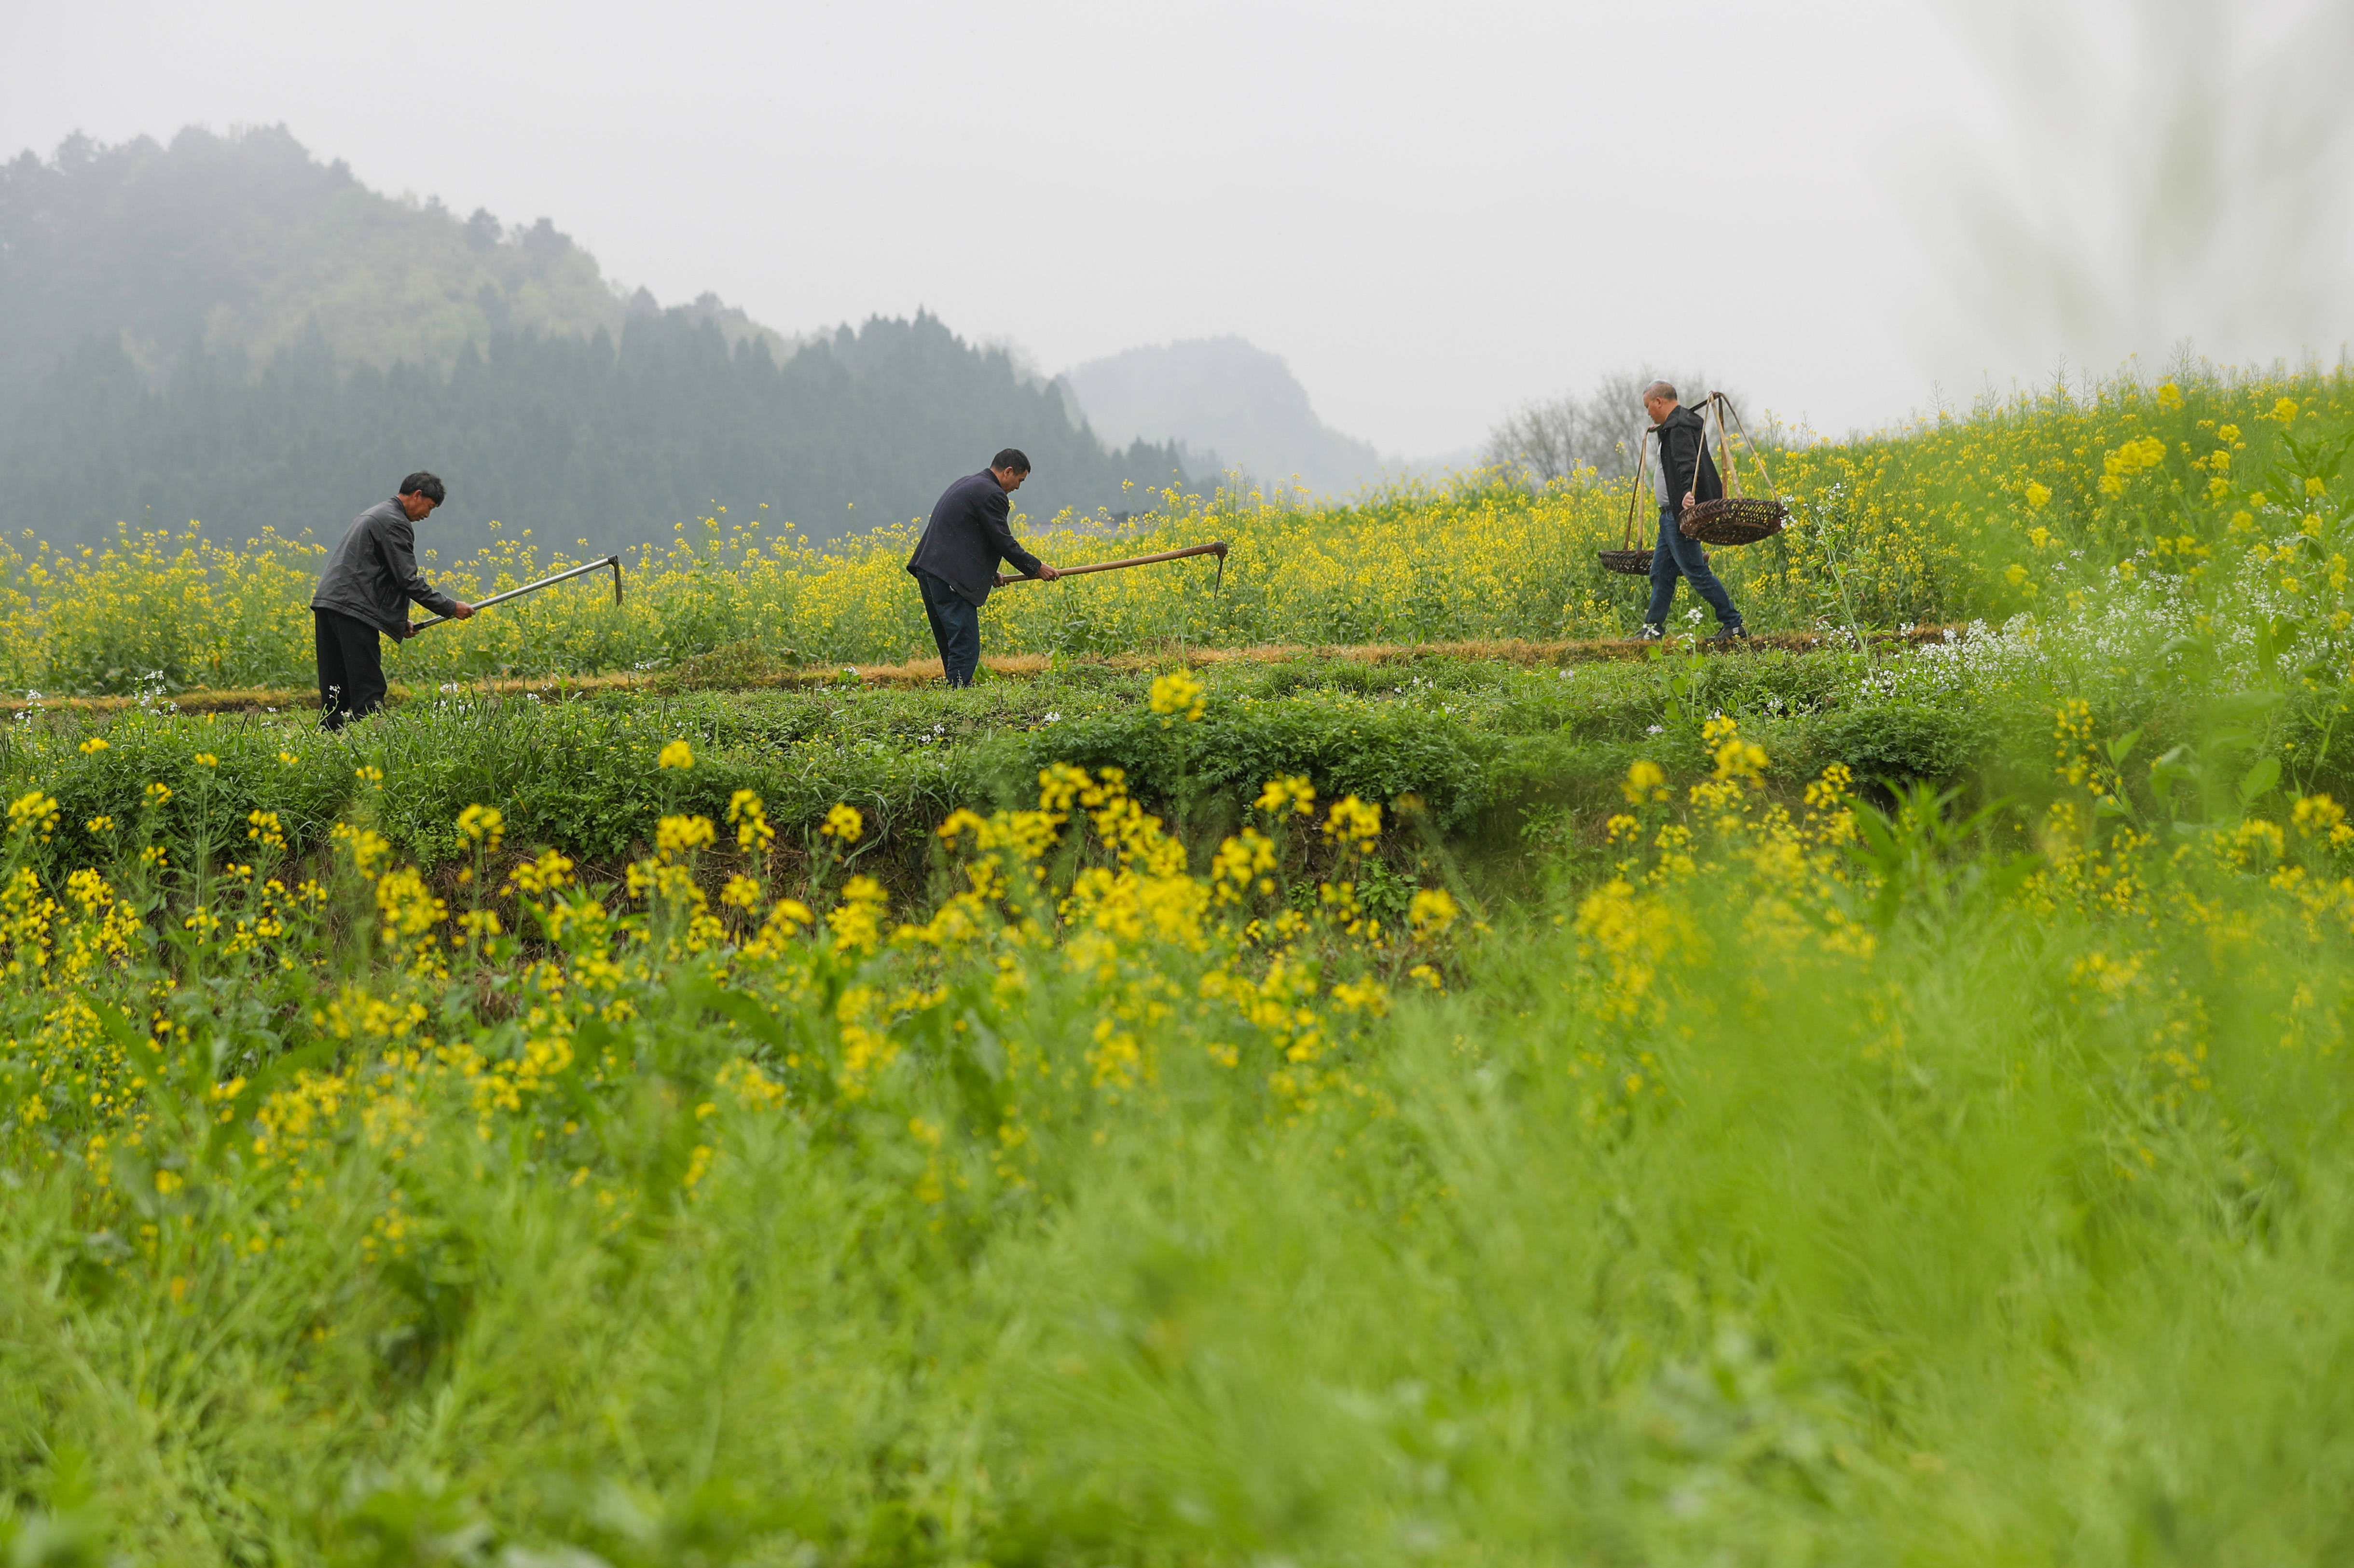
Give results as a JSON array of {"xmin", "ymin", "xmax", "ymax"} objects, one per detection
[
  {"xmin": 1061, "ymin": 337, "xmax": 1390, "ymax": 498},
  {"xmin": 0, "ymin": 126, "xmax": 1183, "ymax": 553},
  {"xmin": 0, "ymin": 126, "xmax": 634, "ymax": 425}
]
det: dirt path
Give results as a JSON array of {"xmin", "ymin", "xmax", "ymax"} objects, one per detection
[{"xmin": 5, "ymin": 625, "xmax": 1964, "ymax": 717}]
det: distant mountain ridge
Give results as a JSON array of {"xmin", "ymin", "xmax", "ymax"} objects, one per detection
[
  {"xmin": 1061, "ymin": 337, "xmax": 1388, "ymax": 497},
  {"xmin": 0, "ymin": 126, "xmax": 1182, "ymax": 551}
]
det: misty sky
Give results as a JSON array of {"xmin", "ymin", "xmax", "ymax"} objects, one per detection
[{"xmin": 6, "ymin": 0, "xmax": 2348, "ymax": 459}]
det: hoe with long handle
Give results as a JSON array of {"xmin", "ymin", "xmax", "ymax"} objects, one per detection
[
  {"xmin": 408, "ymin": 555, "xmax": 624, "ymax": 632},
  {"xmin": 995, "ymin": 540, "xmax": 1229, "ymax": 591}
]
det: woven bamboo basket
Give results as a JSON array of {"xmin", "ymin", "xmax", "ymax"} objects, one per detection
[
  {"xmin": 1600, "ymin": 395, "xmax": 1787, "ymax": 572},
  {"xmin": 1678, "ymin": 496, "xmax": 1787, "ymax": 546}
]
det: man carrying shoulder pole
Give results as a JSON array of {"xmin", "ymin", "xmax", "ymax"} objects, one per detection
[
  {"xmin": 905, "ymin": 448, "xmax": 1060, "ymax": 688},
  {"xmin": 1638, "ymin": 382, "xmax": 1747, "ymax": 643},
  {"xmin": 309, "ymin": 471, "xmax": 478, "ymax": 729}
]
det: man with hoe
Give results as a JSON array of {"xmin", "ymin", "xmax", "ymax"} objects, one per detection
[
  {"xmin": 906, "ymin": 448, "xmax": 1060, "ymax": 687},
  {"xmin": 310, "ymin": 471, "xmax": 476, "ymax": 728},
  {"xmin": 1639, "ymin": 382, "xmax": 1747, "ymax": 642}
]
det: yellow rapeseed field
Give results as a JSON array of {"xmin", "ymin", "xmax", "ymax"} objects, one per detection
[{"xmin": 0, "ymin": 364, "xmax": 2342, "ymax": 694}]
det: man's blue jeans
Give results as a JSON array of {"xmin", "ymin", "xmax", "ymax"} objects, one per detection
[
  {"xmin": 1645, "ymin": 505, "xmax": 1743, "ymax": 630},
  {"xmin": 916, "ymin": 568, "xmax": 983, "ymax": 687}
]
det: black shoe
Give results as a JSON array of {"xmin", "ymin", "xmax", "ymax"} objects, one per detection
[
  {"xmin": 1633, "ymin": 624, "xmax": 1666, "ymax": 641},
  {"xmin": 1707, "ymin": 622, "xmax": 1750, "ymax": 644}
]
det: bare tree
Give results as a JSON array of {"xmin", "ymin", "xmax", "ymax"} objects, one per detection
[{"xmin": 1482, "ymin": 368, "xmax": 1728, "ymax": 484}]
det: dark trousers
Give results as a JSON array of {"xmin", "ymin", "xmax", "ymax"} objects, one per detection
[
  {"xmin": 915, "ymin": 569, "xmax": 982, "ymax": 688},
  {"xmin": 1645, "ymin": 505, "xmax": 1742, "ymax": 629},
  {"xmin": 315, "ymin": 607, "xmax": 389, "ymax": 729}
]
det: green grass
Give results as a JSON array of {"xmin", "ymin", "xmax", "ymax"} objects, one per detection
[
  {"xmin": 6, "ymin": 721, "xmax": 2354, "ymax": 1564},
  {"xmin": 5, "ymin": 367, "xmax": 2354, "ymax": 1564}
]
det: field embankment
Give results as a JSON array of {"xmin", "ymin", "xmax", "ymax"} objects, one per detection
[{"xmin": 0, "ymin": 625, "xmax": 1961, "ymax": 718}]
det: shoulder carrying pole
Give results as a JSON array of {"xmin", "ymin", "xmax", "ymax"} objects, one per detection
[
  {"xmin": 1621, "ymin": 429, "xmax": 1655, "ymax": 552},
  {"xmin": 1707, "ymin": 394, "xmax": 1783, "ymax": 505}
]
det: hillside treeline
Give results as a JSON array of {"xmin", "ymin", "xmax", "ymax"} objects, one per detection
[
  {"xmin": 1, "ymin": 308, "xmax": 1186, "ymax": 555},
  {"xmin": 0, "ymin": 127, "xmax": 1184, "ymax": 553},
  {"xmin": 0, "ymin": 126, "xmax": 630, "ymax": 430}
]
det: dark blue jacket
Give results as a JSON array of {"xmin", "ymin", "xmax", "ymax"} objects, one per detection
[
  {"xmin": 906, "ymin": 471, "xmax": 1044, "ymax": 606},
  {"xmin": 1655, "ymin": 406, "xmax": 1723, "ymax": 507}
]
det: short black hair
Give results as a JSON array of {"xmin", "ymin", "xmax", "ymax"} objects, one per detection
[
  {"xmin": 398, "ymin": 471, "xmax": 447, "ymax": 504},
  {"xmin": 991, "ymin": 448, "xmax": 1031, "ymax": 475}
]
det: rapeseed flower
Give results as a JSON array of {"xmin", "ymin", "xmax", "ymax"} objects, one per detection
[
  {"xmin": 1623, "ymin": 760, "xmax": 1669, "ymax": 805},
  {"xmin": 9, "ymin": 791, "xmax": 60, "ymax": 842},
  {"xmin": 1255, "ymin": 776, "xmax": 1316, "ymax": 816},
  {"xmin": 456, "ymin": 805, "xmax": 505, "ymax": 852},
  {"xmin": 1149, "ymin": 669, "xmax": 1207, "ymax": 726}
]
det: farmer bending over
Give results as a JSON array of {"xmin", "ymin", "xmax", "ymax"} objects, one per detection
[
  {"xmin": 309, "ymin": 471, "xmax": 476, "ymax": 729},
  {"xmin": 1638, "ymin": 382, "xmax": 1747, "ymax": 642},
  {"xmin": 905, "ymin": 448, "xmax": 1059, "ymax": 688}
]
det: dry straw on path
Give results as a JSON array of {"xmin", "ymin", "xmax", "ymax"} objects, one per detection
[{"xmin": 0, "ymin": 626, "xmax": 1965, "ymax": 718}]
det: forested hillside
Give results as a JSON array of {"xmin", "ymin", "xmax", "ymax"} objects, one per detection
[
  {"xmin": 0, "ymin": 126, "xmax": 634, "ymax": 426},
  {"xmin": 2, "ymin": 308, "xmax": 1184, "ymax": 555},
  {"xmin": 0, "ymin": 127, "xmax": 1184, "ymax": 552}
]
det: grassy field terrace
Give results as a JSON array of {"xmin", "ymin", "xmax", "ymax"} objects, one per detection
[{"xmin": 3, "ymin": 365, "xmax": 2354, "ymax": 1564}]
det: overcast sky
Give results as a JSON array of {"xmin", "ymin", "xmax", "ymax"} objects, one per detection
[{"xmin": 6, "ymin": 0, "xmax": 2348, "ymax": 459}]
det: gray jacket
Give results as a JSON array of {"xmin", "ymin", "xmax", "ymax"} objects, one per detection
[{"xmin": 310, "ymin": 498, "xmax": 460, "ymax": 638}]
